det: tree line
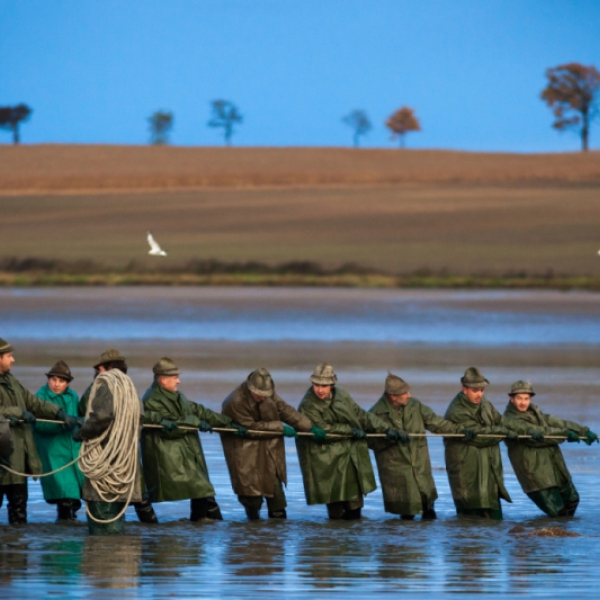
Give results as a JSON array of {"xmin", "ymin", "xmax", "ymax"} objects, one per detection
[{"xmin": 2, "ymin": 63, "xmax": 599, "ymax": 150}]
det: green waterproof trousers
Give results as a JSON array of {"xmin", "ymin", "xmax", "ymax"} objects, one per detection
[
  {"xmin": 87, "ymin": 501, "xmax": 126, "ymax": 535},
  {"xmin": 528, "ymin": 481, "xmax": 579, "ymax": 517}
]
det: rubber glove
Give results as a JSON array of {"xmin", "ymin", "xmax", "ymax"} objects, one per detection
[
  {"xmin": 566, "ymin": 430, "xmax": 580, "ymax": 443},
  {"xmin": 463, "ymin": 429, "xmax": 477, "ymax": 441},
  {"xmin": 6, "ymin": 415, "xmax": 20, "ymax": 426},
  {"xmin": 527, "ymin": 428, "xmax": 544, "ymax": 442},
  {"xmin": 283, "ymin": 425, "xmax": 297, "ymax": 438},
  {"xmin": 351, "ymin": 428, "xmax": 367, "ymax": 440},
  {"xmin": 76, "ymin": 417, "xmax": 85, "ymax": 428},
  {"xmin": 21, "ymin": 411, "xmax": 36, "ymax": 424},
  {"xmin": 0, "ymin": 456, "xmax": 11, "ymax": 468},
  {"xmin": 386, "ymin": 429, "xmax": 410, "ymax": 443},
  {"xmin": 198, "ymin": 420, "xmax": 213, "ymax": 433},
  {"xmin": 159, "ymin": 418, "xmax": 178, "ymax": 434},
  {"xmin": 505, "ymin": 429, "xmax": 519, "ymax": 440},
  {"xmin": 584, "ymin": 430, "xmax": 599, "ymax": 445},
  {"xmin": 57, "ymin": 410, "xmax": 78, "ymax": 431},
  {"xmin": 310, "ymin": 425, "xmax": 327, "ymax": 441},
  {"xmin": 72, "ymin": 429, "xmax": 83, "ymax": 442},
  {"xmin": 230, "ymin": 422, "xmax": 248, "ymax": 437}
]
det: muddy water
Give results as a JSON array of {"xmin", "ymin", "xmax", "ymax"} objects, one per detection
[{"xmin": 1, "ymin": 287, "xmax": 599, "ymax": 597}]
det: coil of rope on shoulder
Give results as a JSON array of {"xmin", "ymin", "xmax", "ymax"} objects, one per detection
[{"xmin": 79, "ymin": 368, "xmax": 141, "ymax": 524}]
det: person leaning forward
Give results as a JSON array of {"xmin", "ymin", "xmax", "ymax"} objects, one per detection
[
  {"xmin": 77, "ymin": 349, "xmax": 159, "ymax": 524},
  {"xmin": 369, "ymin": 373, "xmax": 476, "ymax": 520},
  {"xmin": 0, "ymin": 337, "xmax": 77, "ymax": 524},
  {"xmin": 503, "ymin": 380, "xmax": 598, "ymax": 518},
  {"xmin": 296, "ymin": 362, "xmax": 406, "ymax": 520},
  {"xmin": 142, "ymin": 357, "xmax": 247, "ymax": 522},
  {"xmin": 444, "ymin": 367, "xmax": 528, "ymax": 520},
  {"xmin": 221, "ymin": 367, "xmax": 325, "ymax": 520}
]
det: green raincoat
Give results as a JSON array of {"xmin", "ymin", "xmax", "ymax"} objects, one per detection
[
  {"xmin": 369, "ymin": 394, "xmax": 463, "ymax": 515},
  {"xmin": 444, "ymin": 392, "xmax": 528, "ymax": 511},
  {"xmin": 141, "ymin": 382, "xmax": 232, "ymax": 502},
  {"xmin": 0, "ymin": 372, "xmax": 61, "ymax": 485},
  {"xmin": 34, "ymin": 384, "xmax": 85, "ymax": 501},
  {"xmin": 296, "ymin": 386, "xmax": 388, "ymax": 505},
  {"xmin": 503, "ymin": 401, "xmax": 588, "ymax": 494}
]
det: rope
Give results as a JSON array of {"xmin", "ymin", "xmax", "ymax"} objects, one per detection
[{"xmin": 78, "ymin": 369, "xmax": 141, "ymax": 524}]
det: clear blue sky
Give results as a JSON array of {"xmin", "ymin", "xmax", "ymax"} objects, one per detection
[{"xmin": 1, "ymin": 0, "xmax": 599, "ymax": 151}]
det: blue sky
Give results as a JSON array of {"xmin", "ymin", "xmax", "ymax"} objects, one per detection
[{"xmin": 1, "ymin": 0, "xmax": 599, "ymax": 151}]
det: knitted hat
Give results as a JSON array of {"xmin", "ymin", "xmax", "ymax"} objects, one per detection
[
  {"xmin": 461, "ymin": 367, "xmax": 489, "ymax": 388},
  {"xmin": 247, "ymin": 367, "xmax": 274, "ymax": 398},
  {"xmin": 385, "ymin": 373, "xmax": 410, "ymax": 395},
  {"xmin": 0, "ymin": 338, "xmax": 13, "ymax": 355},
  {"xmin": 45, "ymin": 360, "xmax": 74, "ymax": 382},
  {"xmin": 93, "ymin": 349, "xmax": 126, "ymax": 369},
  {"xmin": 509, "ymin": 380, "xmax": 535, "ymax": 397},
  {"xmin": 152, "ymin": 357, "xmax": 180, "ymax": 376}
]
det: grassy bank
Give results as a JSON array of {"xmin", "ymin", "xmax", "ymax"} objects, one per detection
[{"xmin": 0, "ymin": 259, "xmax": 598, "ymax": 289}]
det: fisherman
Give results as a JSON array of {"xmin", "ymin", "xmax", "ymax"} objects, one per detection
[
  {"xmin": 296, "ymin": 362, "xmax": 407, "ymax": 520},
  {"xmin": 0, "ymin": 337, "xmax": 78, "ymax": 524},
  {"xmin": 141, "ymin": 357, "xmax": 247, "ymax": 521},
  {"xmin": 221, "ymin": 367, "xmax": 326, "ymax": 520},
  {"xmin": 78, "ymin": 349, "xmax": 158, "ymax": 524},
  {"xmin": 503, "ymin": 380, "xmax": 598, "ymax": 517},
  {"xmin": 34, "ymin": 360, "xmax": 85, "ymax": 522},
  {"xmin": 369, "ymin": 373, "xmax": 477, "ymax": 520},
  {"xmin": 75, "ymin": 362, "xmax": 143, "ymax": 534},
  {"xmin": 444, "ymin": 367, "xmax": 529, "ymax": 519}
]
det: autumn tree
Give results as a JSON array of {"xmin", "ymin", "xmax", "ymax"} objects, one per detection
[
  {"xmin": 148, "ymin": 110, "xmax": 174, "ymax": 145},
  {"xmin": 541, "ymin": 63, "xmax": 600, "ymax": 151},
  {"xmin": 342, "ymin": 109, "xmax": 372, "ymax": 147},
  {"xmin": 208, "ymin": 100, "xmax": 242, "ymax": 146},
  {"xmin": 386, "ymin": 106, "xmax": 421, "ymax": 147},
  {"xmin": 0, "ymin": 104, "xmax": 33, "ymax": 145}
]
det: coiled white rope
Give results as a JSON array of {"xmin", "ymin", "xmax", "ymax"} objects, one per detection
[{"xmin": 78, "ymin": 369, "xmax": 141, "ymax": 524}]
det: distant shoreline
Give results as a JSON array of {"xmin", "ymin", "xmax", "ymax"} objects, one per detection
[{"xmin": 1, "ymin": 271, "xmax": 599, "ymax": 290}]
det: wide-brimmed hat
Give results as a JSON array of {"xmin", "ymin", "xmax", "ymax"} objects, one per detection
[
  {"xmin": 310, "ymin": 362, "xmax": 338, "ymax": 385},
  {"xmin": 152, "ymin": 357, "xmax": 180, "ymax": 377},
  {"xmin": 0, "ymin": 338, "xmax": 13, "ymax": 355},
  {"xmin": 461, "ymin": 367, "xmax": 489, "ymax": 389},
  {"xmin": 509, "ymin": 380, "xmax": 535, "ymax": 397},
  {"xmin": 93, "ymin": 349, "xmax": 126, "ymax": 369},
  {"xmin": 247, "ymin": 367, "xmax": 274, "ymax": 398},
  {"xmin": 385, "ymin": 373, "xmax": 410, "ymax": 395},
  {"xmin": 45, "ymin": 360, "xmax": 73, "ymax": 382}
]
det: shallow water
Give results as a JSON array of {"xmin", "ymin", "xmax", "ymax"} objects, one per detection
[{"xmin": 1, "ymin": 287, "xmax": 600, "ymax": 597}]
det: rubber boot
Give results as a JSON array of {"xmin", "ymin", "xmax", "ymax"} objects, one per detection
[
  {"xmin": 7, "ymin": 484, "xmax": 27, "ymax": 525},
  {"xmin": 206, "ymin": 498, "xmax": 223, "ymax": 521},
  {"xmin": 190, "ymin": 497, "xmax": 223, "ymax": 521},
  {"xmin": 343, "ymin": 507, "xmax": 362, "ymax": 521},
  {"xmin": 401, "ymin": 514, "xmax": 415, "ymax": 520},
  {"xmin": 422, "ymin": 506, "xmax": 437, "ymax": 520},
  {"xmin": 327, "ymin": 502, "xmax": 344, "ymax": 520},
  {"xmin": 134, "ymin": 497, "xmax": 159, "ymax": 523},
  {"xmin": 71, "ymin": 499, "xmax": 82, "ymax": 520},
  {"xmin": 244, "ymin": 506, "xmax": 261, "ymax": 520},
  {"xmin": 268, "ymin": 509, "xmax": 287, "ymax": 519},
  {"xmin": 564, "ymin": 500, "xmax": 579, "ymax": 517},
  {"xmin": 56, "ymin": 500, "xmax": 74, "ymax": 523}
]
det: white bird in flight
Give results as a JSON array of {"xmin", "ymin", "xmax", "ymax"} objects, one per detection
[{"xmin": 147, "ymin": 231, "xmax": 167, "ymax": 256}]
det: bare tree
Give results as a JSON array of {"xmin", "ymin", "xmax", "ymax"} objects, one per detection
[
  {"xmin": 208, "ymin": 100, "xmax": 242, "ymax": 146},
  {"xmin": 541, "ymin": 62, "xmax": 600, "ymax": 151},
  {"xmin": 0, "ymin": 104, "xmax": 33, "ymax": 145},
  {"xmin": 385, "ymin": 106, "xmax": 421, "ymax": 148},
  {"xmin": 342, "ymin": 110, "xmax": 372, "ymax": 147},
  {"xmin": 148, "ymin": 110, "xmax": 174, "ymax": 145}
]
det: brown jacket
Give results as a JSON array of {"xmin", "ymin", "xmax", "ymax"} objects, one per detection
[{"xmin": 221, "ymin": 382, "xmax": 312, "ymax": 497}]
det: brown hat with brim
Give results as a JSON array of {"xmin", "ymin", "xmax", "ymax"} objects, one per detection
[
  {"xmin": 247, "ymin": 367, "xmax": 274, "ymax": 398},
  {"xmin": 0, "ymin": 338, "xmax": 13, "ymax": 355},
  {"xmin": 93, "ymin": 348, "xmax": 126, "ymax": 369},
  {"xmin": 310, "ymin": 362, "xmax": 338, "ymax": 385},
  {"xmin": 461, "ymin": 367, "xmax": 489, "ymax": 388},
  {"xmin": 46, "ymin": 360, "xmax": 74, "ymax": 382},
  {"xmin": 152, "ymin": 357, "xmax": 180, "ymax": 376}
]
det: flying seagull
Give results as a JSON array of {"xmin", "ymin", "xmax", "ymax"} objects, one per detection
[{"xmin": 147, "ymin": 231, "xmax": 167, "ymax": 256}]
